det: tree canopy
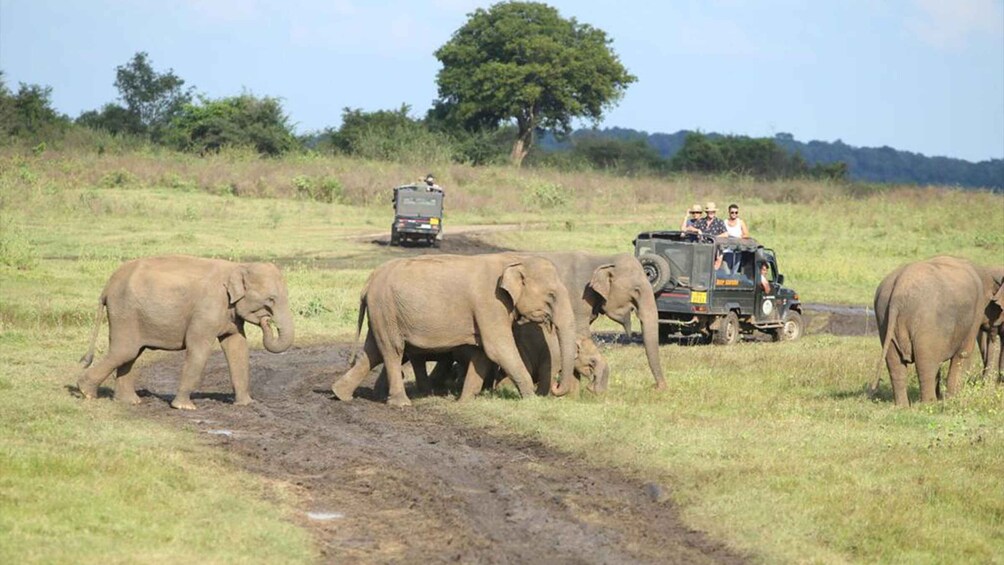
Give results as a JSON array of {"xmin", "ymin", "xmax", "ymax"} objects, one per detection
[
  {"xmin": 433, "ymin": 1, "xmax": 635, "ymax": 167},
  {"xmin": 113, "ymin": 52, "xmax": 193, "ymax": 139},
  {"xmin": 165, "ymin": 93, "xmax": 297, "ymax": 156}
]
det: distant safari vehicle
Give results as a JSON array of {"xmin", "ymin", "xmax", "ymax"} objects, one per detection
[
  {"xmin": 390, "ymin": 184, "xmax": 443, "ymax": 247},
  {"xmin": 633, "ymin": 231, "xmax": 803, "ymax": 344}
]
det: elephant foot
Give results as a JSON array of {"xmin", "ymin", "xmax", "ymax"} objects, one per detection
[
  {"xmin": 331, "ymin": 380, "xmax": 356, "ymax": 402},
  {"xmin": 77, "ymin": 379, "xmax": 98, "ymax": 400},
  {"xmin": 653, "ymin": 381, "xmax": 668, "ymax": 392},
  {"xmin": 233, "ymin": 395, "xmax": 254, "ymax": 406},
  {"xmin": 387, "ymin": 393, "xmax": 412, "ymax": 407},
  {"xmin": 114, "ymin": 393, "xmax": 143, "ymax": 405},
  {"xmin": 171, "ymin": 397, "xmax": 198, "ymax": 411}
]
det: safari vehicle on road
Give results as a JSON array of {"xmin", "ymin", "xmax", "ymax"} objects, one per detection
[
  {"xmin": 390, "ymin": 184, "xmax": 443, "ymax": 247},
  {"xmin": 633, "ymin": 231, "xmax": 803, "ymax": 344}
]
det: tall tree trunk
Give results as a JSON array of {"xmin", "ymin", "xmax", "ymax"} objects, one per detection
[{"xmin": 509, "ymin": 113, "xmax": 535, "ymax": 167}]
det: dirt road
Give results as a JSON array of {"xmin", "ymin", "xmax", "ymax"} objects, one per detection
[{"xmin": 137, "ymin": 346, "xmax": 747, "ymax": 564}]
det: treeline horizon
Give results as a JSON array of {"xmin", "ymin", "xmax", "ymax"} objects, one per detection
[{"xmin": 3, "ymin": 52, "xmax": 1001, "ymax": 191}]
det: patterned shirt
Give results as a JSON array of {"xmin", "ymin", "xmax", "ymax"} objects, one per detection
[{"xmin": 698, "ymin": 217, "xmax": 727, "ymax": 236}]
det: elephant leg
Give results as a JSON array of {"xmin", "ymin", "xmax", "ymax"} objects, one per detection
[
  {"xmin": 78, "ymin": 343, "xmax": 140, "ymax": 400},
  {"xmin": 333, "ymin": 334, "xmax": 382, "ymax": 402},
  {"xmin": 483, "ymin": 339, "xmax": 535, "ymax": 399},
  {"xmin": 914, "ymin": 353, "xmax": 942, "ymax": 404},
  {"xmin": 945, "ymin": 350, "xmax": 974, "ymax": 399},
  {"xmin": 459, "ymin": 350, "xmax": 494, "ymax": 401},
  {"xmin": 219, "ymin": 333, "xmax": 252, "ymax": 406},
  {"xmin": 411, "ymin": 356, "xmax": 431, "ymax": 394},
  {"xmin": 884, "ymin": 347, "xmax": 910, "ymax": 408},
  {"xmin": 427, "ymin": 358, "xmax": 454, "ymax": 393},
  {"xmin": 172, "ymin": 341, "xmax": 214, "ymax": 410},
  {"xmin": 113, "ymin": 359, "xmax": 141, "ymax": 405},
  {"xmin": 383, "ymin": 354, "xmax": 411, "ymax": 407}
]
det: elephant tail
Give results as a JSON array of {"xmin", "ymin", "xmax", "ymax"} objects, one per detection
[
  {"xmin": 79, "ymin": 294, "xmax": 107, "ymax": 368},
  {"xmin": 869, "ymin": 304, "xmax": 900, "ymax": 398},
  {"xmin": 349, "ymin": 293, "xmax": 368, "ymax": 365}
]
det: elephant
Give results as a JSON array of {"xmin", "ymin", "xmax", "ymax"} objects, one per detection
[
  {"xmin": 536, "ymin": 252, "xmax": 665, "ymax": 395},
  {"xmin": 331, "ymin": 253, "xmax": 577, "ymax": 407},
  {"xmin": 77, "ymin": 255, "xmax": 295, "ymax": 410},
  {"xmin": 870, "ymin": 256, "xmax": 1004, "ymax": 406},
  {"xmin": 978, "ymin": 283, "xmax": 1004, "ymax": 381},
  {"xmin": 459, "ymin": 324, "xmax": 610, "ymax": 399}
]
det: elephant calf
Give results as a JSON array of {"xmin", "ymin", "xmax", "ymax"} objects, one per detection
[{"xmin": 77, "ymin": 255, "xmax": 295, "ymax": 410}]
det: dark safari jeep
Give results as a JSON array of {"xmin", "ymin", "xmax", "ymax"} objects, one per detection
[
  {"xmin": 633, "ymin": 231, "xmax": 803, "ymax": 344},
  {"xmin": 390, "ymin": 184, "xmax": 443, "ymax": 246}
]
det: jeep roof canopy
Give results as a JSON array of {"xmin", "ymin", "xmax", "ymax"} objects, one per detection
[{"xmin": 633, "ymin": 231, "xmax": 766, "ymax": 290}]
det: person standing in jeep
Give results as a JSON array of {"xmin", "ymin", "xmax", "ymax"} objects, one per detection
[{"xmin": 697, "ymin": 202, "xmax": 727, "ymax": 236}]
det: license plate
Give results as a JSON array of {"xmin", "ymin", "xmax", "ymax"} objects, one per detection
[
  {"xmin": 420, "ymin": 224, "xmax": 431, "ymax": 229},
  {"xmin": 430, "ymin": 218, "xmax": 440, "ymax": 225},
  {"xmin": 691, "ymin": 291, "xmax": 707, "ymax": 304}
]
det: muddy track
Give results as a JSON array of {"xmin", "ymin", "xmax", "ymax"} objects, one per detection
[{"xmin": 135, "ymin": 346, "xmax": 747, "ymax": 564}]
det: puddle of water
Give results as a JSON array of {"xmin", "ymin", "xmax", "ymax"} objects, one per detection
[
  {"xmin": 306, "ymin": 511, "xmax": 345, "ymax": 521},
  {"xmin": 206, "ymin": 429, "xmax": 234, "ymax": 437}
]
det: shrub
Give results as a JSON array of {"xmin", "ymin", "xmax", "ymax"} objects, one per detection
[
  {"xmin": 0, "ymin": 217, "xmax": 37, "ymax": 270},
  {"xmin": 521, "ymin": 179, "xmax": 571, "ymax": 210}
]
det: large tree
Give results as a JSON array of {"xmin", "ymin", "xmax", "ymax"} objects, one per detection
[
  {"xmin": 433, "ymin": 1, "xmax": 635, "ymax": 167},
  {"xmin": 113, "ymin": 52, "xmax": 192, "ymax": 139}
]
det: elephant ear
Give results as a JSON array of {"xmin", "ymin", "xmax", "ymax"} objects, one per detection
[
  {"xmin": 500, "ymin": 262, "xmax": 526, "ymax": 306},
  {"xmin": 588, "ymin": 264, "xmax": 616, "ymax": 301},
  {"xmin": 993, "ymin": 282, "xmax": 1004, "ymax": 326},
  {"xmin": 226, "ymin": 267, "xmax": 247, "ymax": 305}
]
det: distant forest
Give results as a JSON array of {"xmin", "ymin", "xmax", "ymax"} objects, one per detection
[{"xmin": 540, "ymin": 128, "xmax": 1004, "ymax": 190}]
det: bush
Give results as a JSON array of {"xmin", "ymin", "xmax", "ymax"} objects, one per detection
[
  {"xmin": 521, "ymin": 179, "xmax": 571, "ymax": 210},
  {"xmin": 0, "ymin": 217, "xmax": 37, "ymax": 270}
]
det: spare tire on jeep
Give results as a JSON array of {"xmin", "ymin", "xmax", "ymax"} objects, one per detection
[{"xmin": 638, "ymin": 253, "xmax": 673, "ymax": 292}]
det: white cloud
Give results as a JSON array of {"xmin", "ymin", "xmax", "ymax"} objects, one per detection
[{"xmin": 906, "ymin": 0, "xmax": 1003, "ymax": 49}]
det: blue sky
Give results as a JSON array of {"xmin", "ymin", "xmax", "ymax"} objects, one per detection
[{"xmin": 2, "ymin": 0, "xmax": 1002, "ymax": 162}]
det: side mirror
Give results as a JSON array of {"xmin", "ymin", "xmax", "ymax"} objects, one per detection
[{"xmin": 777, "ymin": 274, "xmax": 785, "ymax": 285}]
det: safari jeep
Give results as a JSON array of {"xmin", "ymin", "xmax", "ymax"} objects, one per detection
[
  {"xmin": 633, "ymin": 231, "xmax": 803, "ymax": 344},
  {"xmin": 390, "ymin": 184, "xmax": 443, "ymax": 246}
]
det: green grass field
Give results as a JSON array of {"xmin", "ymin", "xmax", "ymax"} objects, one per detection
[{"xmin": 2, "ymin": 148, "xmax": 1002, "ymax": 563}]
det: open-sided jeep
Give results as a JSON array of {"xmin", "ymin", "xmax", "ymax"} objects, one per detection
[
  {"xmin": 390, "ymin": 184, "xmax": 443, "ymax": 247},
  {"xmin": 633, "ymin": 231, "xmax": 803, "ymax": 344}
]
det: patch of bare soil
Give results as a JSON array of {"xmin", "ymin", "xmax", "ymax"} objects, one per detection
[{"xmin": 132, "ymin": 345, "xmax": 748, "ymax": 564}]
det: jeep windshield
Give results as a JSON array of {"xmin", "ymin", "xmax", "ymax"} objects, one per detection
[{"xmin": 396, "ymin": 191, "xmax": 442, "ymax": 218}]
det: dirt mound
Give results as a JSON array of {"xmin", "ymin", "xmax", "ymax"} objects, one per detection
[{"xmin": 132, "ymin": 345, "xmax": 747, "ymax": 564}]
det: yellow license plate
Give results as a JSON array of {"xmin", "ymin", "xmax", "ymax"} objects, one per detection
[
  {"xmin": 691, "ymin": 291, "xmax": 707, "ymax": 304},
  {"xmin": 430, "ymin": 218, "xmax": 440, "ymax": 225}
]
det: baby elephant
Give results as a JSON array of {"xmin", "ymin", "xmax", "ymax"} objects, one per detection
[{"xmin": 77, "ymin": 255, "xmax": 295, "ymax": 410}]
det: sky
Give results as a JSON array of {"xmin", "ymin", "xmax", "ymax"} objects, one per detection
[{"xmin": 2, "ymin": 0, "xmax": 1002, "ymax": 162}]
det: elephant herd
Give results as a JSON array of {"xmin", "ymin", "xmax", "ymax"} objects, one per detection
[
  {"xmin": 75, "ymin": 252, "xmax": 1002, "ymax": 410},
  {"xmin": 76, "ymin": 251, "xmax": 666, "ymax": 409}
]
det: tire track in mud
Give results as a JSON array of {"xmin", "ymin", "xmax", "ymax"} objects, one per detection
[{"xmin": 133, "ymin": 345, "xmax": 747, "ymax": 564}]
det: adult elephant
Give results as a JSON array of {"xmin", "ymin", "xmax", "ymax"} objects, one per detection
[
  {"xmin": 77, "ymin": 255, "xmax": 295, "ymax": 410},
  {"xmin": 331, "ymin": 253, "xmax": 577, "ymax": 407},
  {"xmin": 870, "ymin": 256, "xmax": 1004, "ymax": 406},
  {"xmin": 536, "ymin": 252, "xmax": 666, "ymax": 395}
]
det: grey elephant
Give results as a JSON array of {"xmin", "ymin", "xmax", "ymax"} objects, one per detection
[
  {"xmin": 537, "ymin": 252, "xmax": 665, "ymax": 395},
  {"xmin": 459, "ymin": 324, "xmax": 610, "ymax": 399},
  {"xmin": 331, "ymin": 253, "xmax": 577, "ymax": 407},
  {"xmin": 978, "ymin": 290, "xmax": 1004, "ymax": 381},
  {"xmin": 77, "ymin": 255, "xmax": 295, "ymax": 410},
  {"xmin": 870, "ymin": 256, "xmax": 1004, "ymax": 406}
]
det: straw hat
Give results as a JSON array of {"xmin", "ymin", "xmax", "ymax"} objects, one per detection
[
  {"xmin": 689, "ymin": 203, "xmax": 703, "ymax": 213},
  {"xmin": 704, "ymin": 201, "xmax": 718, "ymax": 212}
]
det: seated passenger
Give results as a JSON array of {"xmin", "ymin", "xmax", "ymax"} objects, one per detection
[
  {"xmin": 759, "ymin": 263, "xmax": 772, "ymax": 293},
  {"xmin": 680, "ymin": 203, "xmax": 703, "ymax": 234}
]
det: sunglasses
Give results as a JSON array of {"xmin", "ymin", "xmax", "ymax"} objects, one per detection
[
  {"xmin": 729, "ymin": 210, "xmax": 739, "ymax": 214},
  {"xmin": 690, "ymin": 211, "xmax": 702, "ymax": 215}
]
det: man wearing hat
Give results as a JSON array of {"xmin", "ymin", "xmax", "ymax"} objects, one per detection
[
  {"xmin": 423, "ymin": 173, "xmax": 443, "ymax": 193},
  {"xmin": 680, "ymin": 203, "xmax": 704, "ymax": 234},
  {"xmin": 698, "ymin": 201, "xmax": 727, "ymax": 237}
]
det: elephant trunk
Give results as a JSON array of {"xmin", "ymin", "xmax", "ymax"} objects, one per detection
[
  {"xmin": 549, "ymin": 286, "xmax": 580, "ymax": 398},
  {"xmin": 636, "ymin": 288, "xmax": 667, "ymax": 390},
  {"xmin": 586, "ymin": 355, "xmax": 610, "ymax": 394},
  {"xmin": 261, "ymin": 309, "xmax": 294, "ymax": 353},
  {"xmin": 985, "ymin": 328, "xmax": 1002, "ymax": 382}
]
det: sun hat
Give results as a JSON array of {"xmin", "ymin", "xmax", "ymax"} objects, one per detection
[
  {"xmin": 704, "ymin": 201, "xmax": 718, "ymax": 212},
  {"xmin": 689, "ymin": 203, "xmax": 703, "ymax": 213}
]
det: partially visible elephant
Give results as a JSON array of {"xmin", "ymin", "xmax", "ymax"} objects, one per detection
[
  {"xmin": 978, "ymin": 282, "xmax": 1004, "ymax": 381},
  {"xmin": 537, "ymin": 252, "xmax": 665, "ymax": 395},
  {"xmin": 467, "ymin": 324, "xmax": 610, "ymax": 398},
  {"xmin": 870, "ymin": 256, "xmax": 1004, "ymax": 406},
  {"xmin": 331, "ymin": 253, "xmax": 577, "ymax": 406},
  {"xmin": 77, "ymin": 255, "xmax": 295, "ymax": 410}
]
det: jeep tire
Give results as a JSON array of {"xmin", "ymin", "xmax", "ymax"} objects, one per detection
[
  {"xmin": 712, "ymin": 311, "xmax": 740, "ymax": 346},
  {"xmin": 638, "ymin": 253, "xmax": 673, "ymax": 291},
  {"xmin": 771, "ymin": 310, "xmax": 803, "ymax": 342}
]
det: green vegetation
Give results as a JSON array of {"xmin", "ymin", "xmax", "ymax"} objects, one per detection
[
  {"xmin": 432, "ymin": 1, "xmax": 636, "ymax": 166},
  {"xmin": 2, "ymin": 146, "xmax": 1002, "ymax": 563}
]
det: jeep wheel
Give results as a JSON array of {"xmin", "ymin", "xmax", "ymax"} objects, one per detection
[
  {"xmin": 638, "ymin": 253, "xmax": 673, "ymax": 291},
  {"xmin": 772, "ymin": 310, "xmax": 803, "ymax": 342},
  {"xmin": 390, "ymin": 226, "xmax": 400, "ymax": 246},
  {"xmin": 712, "ymin": 311, "xmax": 740, "ymax": 346}
]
